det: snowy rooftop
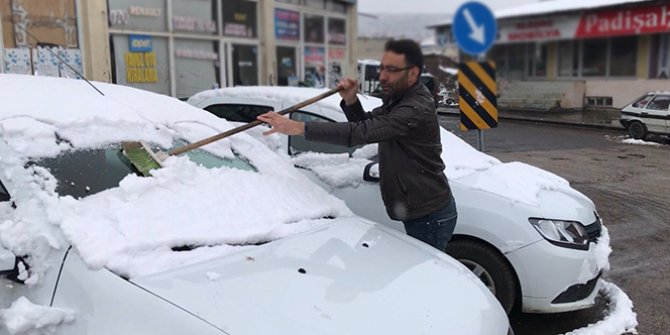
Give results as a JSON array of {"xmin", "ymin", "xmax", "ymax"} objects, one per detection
[{"xmin": 429, "ymin": 0, "xmax": 652, "ymax": 28}]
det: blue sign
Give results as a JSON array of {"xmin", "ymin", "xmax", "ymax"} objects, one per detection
[
  {"xmin": 453, "ymin": 1, "xmax": 497, "ymax": 55},
  {"xmin": 129, "ymin": 35, "xmax": 153, "ymax": 53}
]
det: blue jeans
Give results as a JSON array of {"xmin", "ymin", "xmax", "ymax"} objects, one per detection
[{"xmin": 402, "ymin": 196, "xmax": 457, "ymax": 252}]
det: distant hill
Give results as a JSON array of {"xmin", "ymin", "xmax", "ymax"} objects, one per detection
[{"xmin": 357, "ymin": 13, "xmax": 449, "ymax": 41}]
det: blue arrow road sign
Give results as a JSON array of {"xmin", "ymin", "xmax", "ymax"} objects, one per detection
[{"xmin": 453, "ymin": 1, "xmax": 497, "ymax": 55}]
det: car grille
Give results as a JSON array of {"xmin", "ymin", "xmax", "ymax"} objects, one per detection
[
  {"xmin": 584, "ymin": 213, "xmax": 602, "ymax": 243},
  {"xmin": 552, "ymin": 272, "xmax": 601, "ymax": 304}
]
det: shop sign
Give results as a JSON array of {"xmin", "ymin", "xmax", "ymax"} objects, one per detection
[
  {"xmin": 175, "ymin": 49, "xmax": 218, "ymax": 61},
  {"xmin": 576, "ymin": 3, "xmax": 670, "ymax": 38},
  {"xmin": 129, "ymin": 6, "xmax": 161, "ymax": 17},
  {"xmin": 109, "ymin": 9, "xmax": 129, "ymax": 25},
  {"xmin": 498, "ymin": 16, "xmax": 580, "ymax": 43},
  {"xmin": 173, "ymin": 16, "xmax": 217, "ymax": 33},
  {"xmin": 129, "ymin": 35, "xmax": 152, "ymax": 52},
  {"xmin": 224, "ymin": 23, "xmax": 254, "ymax": 37},
  {"xmin": 328, "ymin": 47, "xmax": 346, "ymax": 60},
  {"xmin": 222, "ymin": 0, "xmax": 257, "ymax": 38},
  {"xmin": 275, "ymin": 9, "xmax": 300, "ymax": 41},
  {"xmin": 125, "ymin": 52, "xmax": 158, "ymax": 83}
]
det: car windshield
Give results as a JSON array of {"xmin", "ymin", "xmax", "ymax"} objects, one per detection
[{"xmin": 36, "ymin": 144, "xmax": 255, "ymax": 198}]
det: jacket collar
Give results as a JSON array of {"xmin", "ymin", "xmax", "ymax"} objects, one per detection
[{"xmin": 381, "ymin": 81, "xmax": 422, "ymax": 108}]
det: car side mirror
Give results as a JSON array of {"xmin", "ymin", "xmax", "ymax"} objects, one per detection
[
  {"xmin": 0, "ymin": 247, "xmax": 16, "ymax": 274},
  {"xmin": 363, "ymin": 162, "xmax": 380, "ymax": 182}
]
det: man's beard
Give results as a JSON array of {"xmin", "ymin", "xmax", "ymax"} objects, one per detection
[{"xmin": 380, "ymin": 74, "xmax": 410, "ymax": 101}]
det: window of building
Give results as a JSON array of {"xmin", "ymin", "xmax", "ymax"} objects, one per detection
[
  {"xmin": 585, "ymin": 96, "xmax": 613, "ymax": 107},
  {"xmin": 507, "ymin": 43, "xmax": 526, "ymax": 80},
  {"xmin": 304, "ymin": 14, "xmax": 325, "ymax": 44},
  {"xmin": 609, "ymin": 36, "xmax": 637, "ymax": 77},
  {"xmin": 558, "ymin": 41, "xmax": 579, "ymax": 77},
  {"xmin": 232, "ymin": 44, "xmax": 258, "ymax": 86},
  {"xmin": 305, "ymin": 0, "xmax": 325, "ymax": 9},
  {"xmin": 528, "ymin": 43, "xmax": 547, "ymax": 77},
  {"xmin": 582, "ymin": 39, "xmax": 607, "ymax": 77},
  {"xmin": 275, "ymin": 8, "xmax": 300, "ymax": 41},
  {"xmin": 325, "ymin": 0, "xmax": 347, "ymax": 13},
  {"xmin": 277, "ymin": 46, "xmax": 297, "ymax": 86},
  {"xmin": 172, "ymin": 0, "xmax": 217, "ymax": 35},
  {"xmin": 174, "ymin": 39, "xmax": 220, "ymax": 98},
  {"xmin": 222, "ymin": 0, "xmax": 257, "ymax": 38},
  {"xmin": 656, "ymin": 35, "xmax": 669, "ymax": 78},
  {"xmin": 327, "ymin": 18, "xmax": 346, "ymax": 45},
  {"xmin": 109, "ymin": 0, "xmax": 167, "ymax": 32}
]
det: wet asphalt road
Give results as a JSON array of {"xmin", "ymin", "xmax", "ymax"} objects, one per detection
[{"xmin": 438, "ymin": 112, "xmax": 670, "ymax": 335}]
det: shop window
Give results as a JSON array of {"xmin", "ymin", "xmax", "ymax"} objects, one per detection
[
  {"xmin": 172, "ymin": 0, "xmax": 217, "ymax": 34},
  {"xmin": 277, "ymin": 46, "xmax": 298, "ymax": 86},
  {"xmin": 585, "ymin": 96, "xmax": 612, "ymax": 107},
  {"xmin": 609, "ymin": 36, "xmax": 637, "ymax": 77},
  {"xmin": 275, "ymin": 0, "xmax": 302, "ymax": 5},
  {"xmin": 108, "ymin": 0, "xmax": 167, "ymax": 32},
  {"xmin": 528, "ymin": 43, "xmax": 547, "ymax": 78},
  {"xmin": 232, "ymin": 44, "xmax": 258, "ymax": 86},
  {"xmin": 222, "ymin": 0, "xmax": 257, "ymax": 38},
  {"xmin": 558, "ymin": 41, "xmax": 578, "ymax": 77},
  {"xmin": 657, "ymin": 35, "xmax": 669, "ymax": 78},
  {"xmin": 304, "ymin": 14, "xmax": 325, "ymax": 44},
  {"xmin": 507, "ymin": 43, "xmax": 526, "ymax": 80},
  {"xmin": 111, "ymin": 34, "xmax": 170, "ymax": 95},
  {"xmin": 274, "ymin": 8, "xmax": 300, "ymax": 41},
  {"xmin": 582, "ymin": 39, "xmax": 607, "ymax": 77},
  {"xmin": 174, "ymin": 39, "xmax": 220, "ymax": 98},
  {"xmin": 328, "ymin": 18, "xmax": 346, "ymax": 45},
  {"xmin": 305, "ymin": 0, "xmax": 325, "ymax": 9},
  {"xmin": 304, "ymin": 46, "xmax": 326, "ymax": 88}
]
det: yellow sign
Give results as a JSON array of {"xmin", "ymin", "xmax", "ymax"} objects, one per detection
[
  {"xmin": 125, "ymin": 52, "xmax": 158, "ymax": 83},
  {"xmin": 458, "ymin": 61, "xmax": 498, "ymax": 131}
]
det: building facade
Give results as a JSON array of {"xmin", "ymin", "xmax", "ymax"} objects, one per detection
[
  {"xmin": 2, "ymin": 0, "xmax": 358, "ymax": 99},
  {"xmin": 431, "ymin": 0, "xmax": 670, "ymax": 110}
]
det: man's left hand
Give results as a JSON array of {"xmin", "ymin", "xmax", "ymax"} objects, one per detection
[{"xmin": 257, "ymin": 112, "xmax": 305, "ymax": 136}]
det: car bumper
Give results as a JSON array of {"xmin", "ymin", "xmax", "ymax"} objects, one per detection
[{"xmin": 506, "ymin": 239, "xmax": 603, "ymax": 314}]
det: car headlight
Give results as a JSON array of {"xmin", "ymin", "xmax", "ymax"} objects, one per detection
[{"xmin": 529, "ymin": 218, "xmax": 589, "ymax": 250}]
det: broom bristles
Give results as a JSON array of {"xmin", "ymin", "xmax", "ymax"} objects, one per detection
[{"xmin": 122, "ymin": 141, "xmax": 163, "ymax": 176}]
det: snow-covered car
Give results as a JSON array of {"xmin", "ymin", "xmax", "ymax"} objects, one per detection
[
  {"xmin": 619, "ymin": 91, "xmax": 670, "ymax": 140},
  {"xmin": 188, "ymin": 86, "xmax": 613, "ymax": 315},
  {"xmin": 0, "ymin": 74, "xmax": 511, "ymax": 335}
]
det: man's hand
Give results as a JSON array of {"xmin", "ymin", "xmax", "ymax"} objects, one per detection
[
  {"xmin": 257, "ymin": 112, "xmax": 305, "ymax": 136},
  {"xmin": 338, "ymin": 78, "xmax": 359, "ymax": 106}
]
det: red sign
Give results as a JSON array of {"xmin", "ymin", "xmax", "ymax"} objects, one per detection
[{"xmin": 577, "ymin": 3, "xmax": 670, "ymax": 38}]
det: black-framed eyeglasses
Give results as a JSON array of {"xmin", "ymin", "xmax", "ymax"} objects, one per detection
[{"xmin": 377, "ymin": 65, "xmax": 412, "ymax": 74}]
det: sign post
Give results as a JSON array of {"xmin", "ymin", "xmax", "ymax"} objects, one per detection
[{"xmin": 453, "ymin": 1, "xmax": 497, "ymax": 151}]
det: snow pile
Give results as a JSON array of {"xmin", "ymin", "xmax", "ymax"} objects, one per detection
[
  {"xmin": 440, "ymin": 128, "xmax": 501, "ymax": 179},
  {"xmin": 620, "ymin": 138, "xmax": 662, "ymax": 146},
  {"xmin": 563, "ymin": 280, "xmax": 638, "ymax": 335},
  {"xmin": 292, "ymin": 152, "xmax": 372, "ymax": 188},
  {"xmin": 0, "ymin": 297, "xmax": 75, "ymax": 335}
]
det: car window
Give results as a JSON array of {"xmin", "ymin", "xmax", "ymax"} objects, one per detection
[
  {"xmin": 36, "ymin": 144, "xmax": 255, "ymax": 198},
  {"xmin": 631, "ymin": 95, "xmax": 654, "ymax": 108},
  {"xmin": 204, "ymin": 104, "xmax": 273, "ymax": 122},
  {"xmin": 289, "ymin": 111, "xmax": 356, "ymax": 155},
  {"xmin": 646, "ymin": 95, "xmax": 670, "ymax": 111},
  {"xmin": 0, "ymin": 180, "xmax": 10, "ymax": 202}
]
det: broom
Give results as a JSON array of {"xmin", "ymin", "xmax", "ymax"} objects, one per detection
[{"xmin": 123, "ymin": 86, "xmax": 344, "ymax": 175}]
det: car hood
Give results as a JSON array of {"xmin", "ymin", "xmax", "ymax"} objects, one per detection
[{"xmin": 131, "ymin": 218, "xmax": 508, "ymax": 335}]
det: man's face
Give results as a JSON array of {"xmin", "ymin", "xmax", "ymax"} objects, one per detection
[{"xmin": 379, "ymin": 51, "xmax": 417, "ymax": 98}]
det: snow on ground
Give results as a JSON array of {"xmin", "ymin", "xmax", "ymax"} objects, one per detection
[
  {"xmin": 0, "ymin": 297, "xmax": 75, "ymax": 335},
  {"xmin": 605, "ymin": 135, "xmax": 665, "ymax": 146},
  {"xmin": 563, "ymin": 281, "xmax": 638, "ymax": 335}
]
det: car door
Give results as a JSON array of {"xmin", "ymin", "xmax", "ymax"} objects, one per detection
[{"xmin": 641, "ymin": 94, "xmax": 670, "ymax": 133}]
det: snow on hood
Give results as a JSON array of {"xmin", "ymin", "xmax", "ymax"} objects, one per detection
[{"xmin": 0, "ymin": 74, "xmax": 351, "ymax": 281}]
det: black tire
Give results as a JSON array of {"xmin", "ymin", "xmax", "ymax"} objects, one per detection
[
  {"xmin": 446, "ymin": 239, "xmax": 518, "ymax": 314},
  {"xmin": 627, "ymin": 121, "xmax": 647, "ymax": 140}
]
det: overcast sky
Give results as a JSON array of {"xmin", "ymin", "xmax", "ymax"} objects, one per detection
[{"xmin": 357, "ymin": 0, "xmax": 536, "ymax": 15}]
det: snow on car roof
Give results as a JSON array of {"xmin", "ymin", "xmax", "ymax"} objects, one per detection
[{"xmin": 0, "ymin": 74, "xmax": 351, "ymax": 280}]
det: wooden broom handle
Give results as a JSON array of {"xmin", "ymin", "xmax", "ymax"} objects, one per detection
[{"xmin": 168, "ymin": 86, "xmax": 344, "ymax": 156}]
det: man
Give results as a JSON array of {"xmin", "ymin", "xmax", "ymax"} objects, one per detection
[{"xmin": 257, "ymin": 39, "xmax": 456, "ymax": 251}]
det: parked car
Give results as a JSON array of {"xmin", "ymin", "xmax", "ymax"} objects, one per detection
[
  {"xmin": 0, "ymin": 74, "xmax": 510, "ymax": 335},
  {"xmin": 188, "ymin": 86, "xmax": 612, "ymax": 315},
  {"xmin": 619, "ymin": 91, "xmax": 670, "ymax": 140}
]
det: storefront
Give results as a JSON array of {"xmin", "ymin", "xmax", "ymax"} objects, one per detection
[
  {"xmin": 107, "ymin": 0, "xmax": 356, "ymax": 99},
  {"xmin": 432, "ymin": 0, "xmax": 670, "ymax": 109}
]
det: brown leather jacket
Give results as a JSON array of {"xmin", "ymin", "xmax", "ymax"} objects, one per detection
[{"xmin": 305, "ymin": 82, "xmax": 452, "ymax": 221}]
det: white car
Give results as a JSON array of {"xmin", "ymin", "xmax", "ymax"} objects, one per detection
[
  {"xmin": 188, "ymin": 86, "xmax": 612, "ymax": 315},
  {"xmin": 619, "ymin": 91, "xmax": 670, "ymax": 140},
  {"xmin": 0, "ymin": 74, "xmax": 510, "ymax": 335}
]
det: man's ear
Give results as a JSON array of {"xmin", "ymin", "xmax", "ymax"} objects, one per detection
[{"xmin": 408, "ymin": 67, "xmax": 420, "ymax": 84}]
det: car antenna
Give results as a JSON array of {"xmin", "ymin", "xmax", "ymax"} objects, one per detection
[{"xmin": 14, "ymin": 24, "xmax": 105, "ymax": 96}]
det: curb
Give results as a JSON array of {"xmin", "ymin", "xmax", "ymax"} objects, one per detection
[{"xmin": 437, "ymin": 111, "xmax": 626, "ymax": 132}]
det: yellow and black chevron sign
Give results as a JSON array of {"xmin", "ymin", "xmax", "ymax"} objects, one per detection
[{"xmin": 458, "ymin": 61, "xmax": 497, "ymax": 131}]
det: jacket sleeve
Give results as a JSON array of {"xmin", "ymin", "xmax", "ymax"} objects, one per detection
[{"xmin": 305, "ymin": 104, "xmax": 425, "ymax": 147}]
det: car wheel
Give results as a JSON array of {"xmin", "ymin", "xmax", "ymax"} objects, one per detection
[
  {"xmin": 446, "ymin": 239, "xmax": 518, "ymax": 314},
  {"xmin": 627, "ymin": 121, "xmax": 647, "ymax": 140}
]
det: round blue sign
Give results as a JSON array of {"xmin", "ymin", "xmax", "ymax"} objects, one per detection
[{"xmin": 453, "ymin": 1, "xmax": 497, "ymax": 56}]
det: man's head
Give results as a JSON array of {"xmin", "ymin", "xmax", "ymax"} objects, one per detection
[{"xmin": 379, "ymin": 39, "xmax": 423, "ymax": 98}]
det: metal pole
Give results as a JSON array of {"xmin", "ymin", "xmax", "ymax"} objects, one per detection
[{"xmin": 476, "ymin": 53, "xmax": 486, "ymax": 152}]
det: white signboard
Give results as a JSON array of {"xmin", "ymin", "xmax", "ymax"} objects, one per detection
[{"xmin": 4, "ymin": 48, "xmax": 32, "ymax": 74}]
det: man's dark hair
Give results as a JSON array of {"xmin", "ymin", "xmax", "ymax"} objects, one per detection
[{"xmin": 385, "ymin": 39, "xmax": 423, "ymax": 74}]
